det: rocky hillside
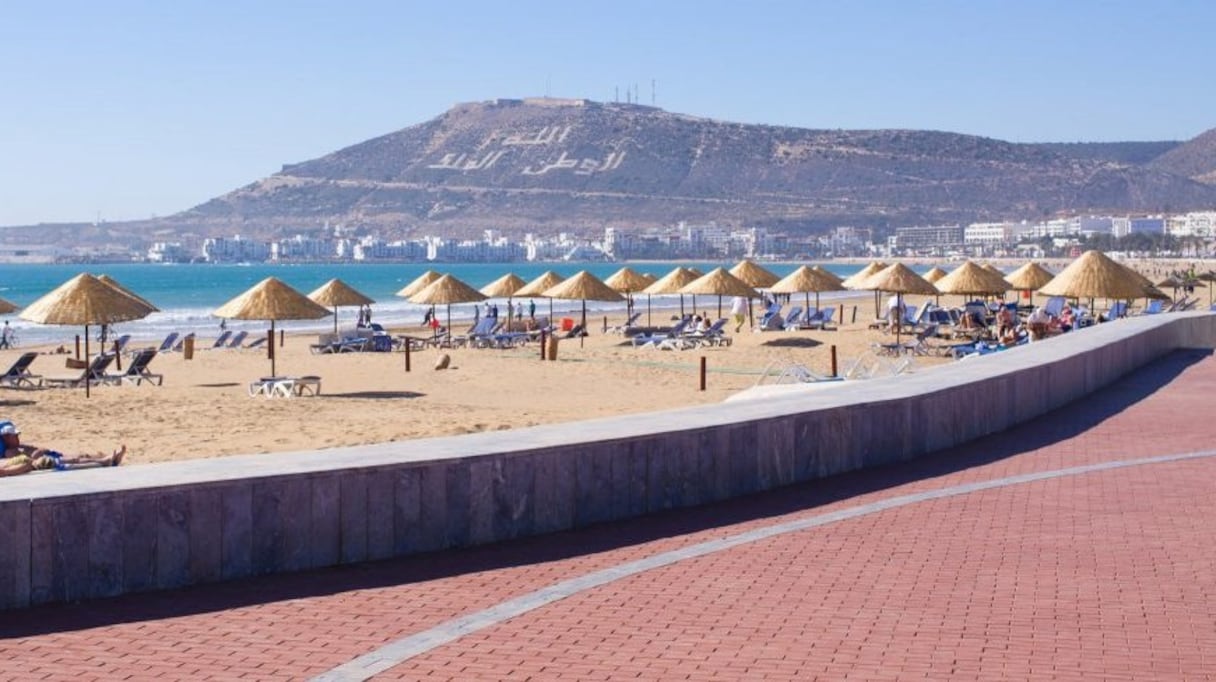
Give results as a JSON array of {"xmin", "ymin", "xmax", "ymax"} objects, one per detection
[
  {"xmin": 1148, "ymin": 127, "xmax": 1216, "ymax": 184},
  {"xmin": 6, "ymin": 98, "xmax": 1216, "ymax": 246}
]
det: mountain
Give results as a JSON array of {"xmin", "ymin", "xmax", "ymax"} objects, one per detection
[
  {"xmin": 1147, "ymin": 127, "xmax": 1216, "ymax": 185},
  {"xmin": 6, "ymin": 98, "xmax": 1216, "ymax": 246}
]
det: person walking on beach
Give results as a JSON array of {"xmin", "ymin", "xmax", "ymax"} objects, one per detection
[
  {"xmin": 731, "ymin": 296, "xmax": 748, "ymax": 333},
  {"xmin": 0, "ymin": 421, "xmax": 125, "ymax": 477},
  {"xmin": 528, "ymin": 299, "xmax": 536, "ymax": 320},
  {"xmin": 0, "ymin": 322, "xmax": 11, "ymax": 350}
]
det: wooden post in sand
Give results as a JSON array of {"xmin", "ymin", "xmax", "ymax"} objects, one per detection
[
  {"xmin": 404, "ymin": 341, "xmax": 411, "ymax": 372},
  {"xmin": 830, "ymin": 344, "xmax": 838, "ymax": 377},
  {"xmin": 113, "ymin": 341, "xmax": 122, "ymax": 371},
  {"xmin": 539, "ymin": 330, "xmax": 547, "ymax": 361},
  {"xmin": 75, "ymin": 335, "xmax": 80, "ymax": 359},
  {"xmin": 699, "ymin": 356, "xmax": 707, "ymax": 391},
  {"xmin": 279, "ymin": 329, "xmax": 285, "ymax": 347}
]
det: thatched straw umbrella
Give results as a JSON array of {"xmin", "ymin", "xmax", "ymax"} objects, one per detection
[
  {"xmin": 1158, "ymin": 273, "xmax": 1207, "ymax": 304},
  {"xmin": 0, "ymin": 297, "xmax": 18, "ymax": 315},
  {"xmin": 21, "ymin": 273, "xmax": 158, "ymax": 396},
  {"xmin": 812, "ymin": 265, "xmax": 845, "ymax": 286},
  {"xmin": 842, "ymin": 261, "xmax": 888, "ymax": 318},
  {"xmin": 308, "ymin": 278, "xmax": 375, "ymax": 334},
  {"xmin": 514, "ymin": 271, "xmax": 566, "ymax": 323},
  {"xmin": 95, "ymin": 273, "xmax": 161, "ymax": 345},
  {"xmin": 730, "ymin": 260, "xmax": 780, "ymax": 326},
  {"xmin": 730, "ymin": 259, "xmax": 780, "ymax": 288},
  {"xmin": 922, "ymin": 266, "xmax": 948, "ymax": 284},
  {"xmin": 863, "ymin": 264, "xmax": 937, "ymax": 343},
  {"xmin": 1198, "ymin": 271, "xmax": 1216, "ymax": 306},
  {"xmin": 1004, "ymin": 262, "xmax": 1054, "ymax": 308},
  {"xmin": 480, "ymin": 272, "xmax": 527, "ymax": 329},
  {"xmin": 215, "ymin": 277, "xmax": 330, "ymax": 377},
  {"xmin": 1038, "ymin": 251, "xmax": 1147, "ymax": 312},
  {"xmin": 604, "ymin": 266, "xmax": 651, "ymax": 326},
  {"xmin": 679, "ymin": 267, "xmax": 758, "ymax": 319},
  {"xmin": 409, "ymin": 274, "xmax": 488, "ymax": 340},
  {"xmin": 921, "ymin": 266, "xmax": 949, "ymax": 305},
  {"xmin": 97, "ymin": 274, "xmax": 160, "ymax": 313},
  {"xmin": 770, "ymin": 265, "xmax": 845, "ymax": 315},
  {"xmin": 934, "ymin": 261, "xmax": 1012, "ymax": 300},
  {"xmin": 396, "ymin": 270, "xmax": 443, "ymax": 298},
  {"xmin": 541, "ymin": 271, "xmax": 622, "ymax": 342},
  {"xmin": 643, "ymin": 267, "xmax": 701, "ymax": 325}
]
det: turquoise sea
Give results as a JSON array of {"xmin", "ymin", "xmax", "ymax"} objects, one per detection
[{"xmin": 0, "ymin": 261, "xmax": 872, "ymax": 346}]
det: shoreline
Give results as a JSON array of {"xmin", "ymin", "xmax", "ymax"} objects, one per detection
[{"xmin": 1, "ymin": 256, "xmax": 1208, "ymax": 468}]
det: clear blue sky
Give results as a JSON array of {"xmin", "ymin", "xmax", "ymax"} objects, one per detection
[{"xmin": 2, "ymin": 0, "xmax": 1213, "ymax": 227}]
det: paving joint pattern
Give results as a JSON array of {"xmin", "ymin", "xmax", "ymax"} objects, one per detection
[
  {"xmin": 316, "ymin": 448, "xmax": 1216, "ymax": 681},
  {"xmin": 1, "ymin": 348, "xmax": 1213, "ymax": 680}
]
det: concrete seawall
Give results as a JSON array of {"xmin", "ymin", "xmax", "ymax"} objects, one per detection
[{"xmin": 3, "ymin": 313, "xmax": 1213, "ymax": 610}]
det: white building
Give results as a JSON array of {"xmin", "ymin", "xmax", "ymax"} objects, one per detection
[{"xmin": 964, "ymin": 222, "xmax": 1015, "ymax": 245}]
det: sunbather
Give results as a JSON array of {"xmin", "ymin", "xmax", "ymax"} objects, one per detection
[{"xmin": 0, "ymin": 420, "xmax": 125, "ymax": 477}]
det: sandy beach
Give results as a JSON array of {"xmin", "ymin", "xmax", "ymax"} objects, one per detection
[
  {"xmin": 0, "ymin": 290, "xmax": 958, "ymax": 464},
  {"xmin": 2, "ymin": 257, "xmax": 1210, "ymax": 467}
]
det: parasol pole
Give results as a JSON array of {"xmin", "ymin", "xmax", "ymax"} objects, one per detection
[
  {"xmin": 647, "ymin": 294, "xmax": 652, "ymax": 328},
  {"xmin": 895, "ymin": 294, "xmax": 903, "ymax": 344},
  {"xmin": 84, "ymin": 323, "xmax": 90, "ymax": 398},
  {"xmin": 333, "ymin": 305, "xmax": 339, "ymax": 334},
  {"xmin": 269, "ymin": 320, "xmax": 276, "ymax": 376}
]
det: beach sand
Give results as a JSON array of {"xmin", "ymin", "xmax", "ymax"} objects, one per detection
[
  {"xmin": 4, "ymin": 266, "xmax": 1209, "ymax": 466},
  {"xmin": 0, "ymin": 291, "xmax": 963, "ymax": 464}
]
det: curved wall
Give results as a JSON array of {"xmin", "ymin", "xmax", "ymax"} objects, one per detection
[{"xmin": 2, "ymin": 313, "xmax": 1213, "ymax": 609}]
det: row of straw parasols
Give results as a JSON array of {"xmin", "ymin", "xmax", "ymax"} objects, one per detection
[{"xmin": 9, "ymin": 253, "xmax": 1186, "ymax": 396}]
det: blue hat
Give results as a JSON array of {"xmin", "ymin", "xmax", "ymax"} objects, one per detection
[{"xmin": 0, "ymin": 421, "xmax": 18, "ymax": 435}]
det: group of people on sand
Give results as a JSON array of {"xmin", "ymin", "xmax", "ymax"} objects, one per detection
[{"xmin": 0, "ymin": 420, "xmax": 125, "ymax": 478}]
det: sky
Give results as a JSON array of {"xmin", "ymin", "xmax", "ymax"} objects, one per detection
[{"xmin": 2, "ymin": 0, "xmax": 1214, "ymax": 227}]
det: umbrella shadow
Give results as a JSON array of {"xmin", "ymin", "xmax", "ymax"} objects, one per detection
[
  {"xmin": 328, "ymin": 390, "xmax": 425, "ymax": 399},
  {"xmin": 761, "ymin": 337, "xmax": 824, "ymax": 348},
  {"xmin": 0, "ymin": 397, "xmax": 38, "ymax": 406},
  {"xmin": 5, "ymin": 348, "xmax": 1207, "ymax": 636}
]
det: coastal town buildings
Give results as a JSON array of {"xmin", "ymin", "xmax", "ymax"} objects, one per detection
[{"xmin": 84, "ymin": 209, "xmax": 1216, "ymax": 265}]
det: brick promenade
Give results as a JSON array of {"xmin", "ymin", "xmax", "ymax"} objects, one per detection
[{"xmin": 2, "ymin": 349, "xmax": 1215, "ymax": 680}]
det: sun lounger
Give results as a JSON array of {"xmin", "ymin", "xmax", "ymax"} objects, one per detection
[
  {"xmin": 0, "ymin": 352, "xmax": 42, "ymax": 388},
  {"xmin": 606, "ymin": 312, "xmax": 642, "ymax": 335},
  {"xmin": 105, "ymin": 348, "xmax": 163, "ymax": 386},
  {"xmin": 208, "ymin": 330, "xmax": 232, "ymax": 349},
  {"xmin": 781, "ymin": 306, "xmax": 805, "ymax": 330},
  {"xmin": 168, "ymin": 333, "xmax": 195, "ymax": 352},
  {"xmin": 632, "ymin": 319, "xmax": 691, "ymax": 348},
  {"xmin": 248, "ymin": 375, "xmax": 322, "ymax": 398},
  {"xmin": 804, "ymin": 307, "xmax": 836, "ymax": 330},
  {"xmin": 756, "ymin": 303, "xmax": 785, "ymax": 331},
  {"xmin": 684, "ymin": 318, "xmax": 731, "ymax": 347},
  {"xmin": 223, "ymin": 330, "xmax": 249, "ymax": 349},
  {"xmin": 44, "ymin": 353, "xmax": 116, "ymax": 388}
]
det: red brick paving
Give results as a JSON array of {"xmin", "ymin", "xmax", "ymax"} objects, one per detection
[{"xmin": 2, "ymin": 349, "xmax": 1214, "ymax": 680}]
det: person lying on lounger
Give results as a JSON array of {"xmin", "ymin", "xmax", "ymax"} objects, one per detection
[{"xmin": 0, "ymin": 420, "xmax": 125, "ymax": 477}]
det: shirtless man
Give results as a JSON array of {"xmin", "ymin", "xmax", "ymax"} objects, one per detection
[{"xmin": 0, "ymin": 420, "xmax": 125, "ymax": 477}]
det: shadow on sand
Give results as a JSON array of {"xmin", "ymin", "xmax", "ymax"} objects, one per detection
[{"xmin": 4, "ymin": 348, "xmax": 1209, "ymax": 635}]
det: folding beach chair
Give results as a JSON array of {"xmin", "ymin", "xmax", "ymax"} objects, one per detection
[
  {"xmin": 105, "ymin": 348, "xmax": 163, "ymax": 386},
  {"xmin": 0, "ymin": 352, "xmax": 42, "ymax": 388}
]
